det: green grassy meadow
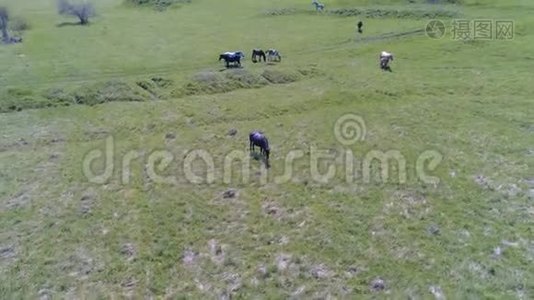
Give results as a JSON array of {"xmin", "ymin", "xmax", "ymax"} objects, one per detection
[{"xmin": 1, "ymin": 0, "xmax": 534, "ymax": 298}]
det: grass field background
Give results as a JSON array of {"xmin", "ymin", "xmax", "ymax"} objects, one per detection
[{"xmin": 1, "ymin": 0, "xmax": 533, "ymax": 298}]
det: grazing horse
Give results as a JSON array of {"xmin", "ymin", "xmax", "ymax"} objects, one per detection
[
  {"xmin": 266, "ymin": 49, "xmax": 281, "ymax": 62},
  {"xmin": 219, "ymin": 51, "xmax": 245, "ymax": 68},
  {"xmin": 379, "ymin": 51, "xmax": 393, "ymax": 71},
  {"xmin": 251, "ymin": 49, "xmax": 266, "ymax": 63},
  {"xmin": 249, "ymin": 131, "xmax": 270, "ymax": 167},
  {"xmin": 312, "ymin": 0, "xmax": 324, "ymax": 11},
  {"xmin": 224, "ymin": 51, "xmax": 245, "ymax": 58}
]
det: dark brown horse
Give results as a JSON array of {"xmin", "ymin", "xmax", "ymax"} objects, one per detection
[
  {"xmin": 249, "ymin": 131, "xmax": 270, "ymax": 168},
  {"xmin": 219, "ymin": 51, "xmax": 244, "ymax": 68},
  {"xmin": 252, "ymin": 49, "xmax": 266, "ymax": 63}
]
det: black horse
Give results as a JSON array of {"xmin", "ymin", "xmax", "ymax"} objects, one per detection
[
  {"xmin": 357, "ymin": 21, "xmax": 363, "ymax": 33},
  {"xmin": 251, "ymin": 49, "xmax": 266, "ymax": 63},
  {"xmin": 249, "ymin": 131, "xmax": 270, "ymax": 167},
  {"xmin": 219, "ymin": 52, "xmax": 243, "ymax": 68}
]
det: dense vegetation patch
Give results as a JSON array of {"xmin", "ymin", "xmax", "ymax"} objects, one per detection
[
  {"xmin": 124, "ymin": 0, "xmax": 191, "ymax": 10},
  {"xmin": 0, "ymin": 66, "xmax": 322, "ymax": 113},
  {"xmin": 327, "ymin": 7, "xmax": 459, "ymax": 18},
  {"xmin": 173, "ymin": 66, "xmax": 320, "ymax": 97},
  {"xmin": 263, "ymin": 6, "xmax": 460, "ymax": 19}
]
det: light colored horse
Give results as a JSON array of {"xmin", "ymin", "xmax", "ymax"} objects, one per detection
[
  {"xmin": 312, "ymin": 0, "xmax": 324, "ymax": 11},
  {"xmin": 224, "ymin": 51, "xmax": 245, "ymax": 58},
  {"xmin": 379, "ymin": 51, "xmax": 393, "ymax": 70},
  {"xmin": 266, "ymin": 49, "xmax": 281, "ymax": 62}
]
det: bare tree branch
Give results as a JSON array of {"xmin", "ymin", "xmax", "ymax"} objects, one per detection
[
  {"xmin": 57, "ymin": 0, "xmax": 95, "ymax": 25},
  {"xmin": 0, "ymin": 7, "xmax": 10, "ymax": 42}
]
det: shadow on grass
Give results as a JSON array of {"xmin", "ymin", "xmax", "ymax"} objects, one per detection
[
  {"xmin": 218, "ymin": 65, "xmax": 244, "ymax": 72},
  {"xmin": 56, "ymin": 21, "xmax": 88, "ymax": 27},
  {"xmin": 250, "ymin": 152, "xmax": 270, "ymax": 168}
]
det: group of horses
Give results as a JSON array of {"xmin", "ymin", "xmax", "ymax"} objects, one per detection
[
  {"xmin": 252, "ymin": 49, "xmax": 281, "ymax": 63},
  {"xmin": 225, "ymin": 12, "xmax": 393, "ymax": 168},
  {"xmin": 247, "ymin": 49, "xmax": 391, "ymax": 168},
  {"xmin": 247, "ymin": 50, "xmax": 392, "ymax": 168},
  {"xmin": 218, "ymin": 49, "xmax": 281, "ymax": 68}
]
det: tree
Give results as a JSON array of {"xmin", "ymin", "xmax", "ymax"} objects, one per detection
[
  {"xmin": 57, "ymin": 0, "xmax": 95, "ymax": 25},
  {"xmin": 0, "ymin": 7, "xmax": 9, "ymax": 43}
]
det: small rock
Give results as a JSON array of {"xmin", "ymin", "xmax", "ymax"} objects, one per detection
[
  {"xmin": 120, "ymin": 243, "xmax": 136, "ymax": 260},
  {"xmin": 492, "ymin": 246, "xmax": 502, "ymax": 258},
  {"xmin": 370, "ymin": 277, "xmax": 385, "ymax": 292},
  {"xmin": 38, "ymin": 289, "xmax": 52, "ymax": 300},
  {"xmin": 80, "ymin": 193, "xmax": 94, "ymax": 215},
  {"xmin": 257, "ymin": 265, "xmax": 269, "ymax": 279},
  {"xmin": 208, "ymin": 239, "xmax": 223, "ymax": 256},
  {"xmin": 227, "ymin": 128, "xmax": 237, "ymax": 136},
  {"xmin": 218, "ymin": 291, "xmax": 230, "ymax": 300},
  {"xmin": 224, "ymin": 272, "xmax": 242, "ymax": 292},
  {"xmin": 165, "ymin": 132, "xmax": 176, "ymax": 139},
  {"xmin": 474, "ymin": 175, "xmax": 493, "ymax": 190},
  {"xmin": 347, "ymin": 266, "xmax": 360, "ymax": 277},
  {"xmin": 292, "ymin": 285, "xmax": 306, "ymax": 296},
  {"xmin": 429, "ymin": 285, "xmax": 446, "ymax": 300},
  {"xmin": 427, "ymin": 224, "xmax": 440, "ymax": 235},
  {"xmin": 182, "ymin": 249, "xmax": 198, "ymax": 265},
  {"xmin": 499, "ymin": 183, "xmax": 521, "ymax": 198},
  {"xmin": 311, "ymin": 264, "xmax": 332, "ymax": 279},
  {"xmin": 275, "ymin": 253, "xmax": 291, "ymax": 271},
  {"xmin": 121, "ymin": 278, "xmax": 137, "ymax": 289},
  {"xmin": 223, "ymin": 189, "xmax": 237, "ymax": 199},
  {"xmin": 278, "ymin": 236, "xmax": 289, "ymax": 245}
]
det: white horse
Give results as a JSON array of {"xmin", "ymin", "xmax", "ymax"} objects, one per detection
[
  {"xmin": 266, "ymin": 49, "xmax": 281, "ymax": 62},
  {"xmin": 379, "ymin": 51, "xmax": 393, "ymax": 71},
  {"xmin": 224, "ymin": 51, "xmax": 245, "ymax": 58},
  {"xmin": 312, "ymin": 0, "xmax": 324, "ymax": 11}
]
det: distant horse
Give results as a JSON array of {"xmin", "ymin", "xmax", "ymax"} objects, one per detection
[
  {"xmin": 252, "ymin": 49, "xmax": 266, "ymax": 63},
  {"xmin": 249, "ymin": 131, "xmax": 270, "ymax": 167},
  {"xmin": 357, "ymin": 21, "xmax": 363, "ymax": 33},
  {"xmin": 312, "ymin": 0, "xmax": 324, "ymax": 11},
  {"xmin": 379, "ymin": 51, "xmax": 393, "ymax": 72},
  {"xmin": 266, "ymin": 49, "xmax": 281, "ymax": 62},
  {"xmin": 219, "ymin": 51, "xmax": 245, "ymax": 68},
  {"xmin": 224, "ymin": 51, "xmax": 245, "ymax": 58}
]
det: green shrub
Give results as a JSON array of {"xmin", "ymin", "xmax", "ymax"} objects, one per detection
[
  {"xmin": 71, "ymin": 80, "xmax": 147, "ymax": 105},
  {"xmin": 43, "ymin": 88, "xmax": 75, "ymax": 106}
]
